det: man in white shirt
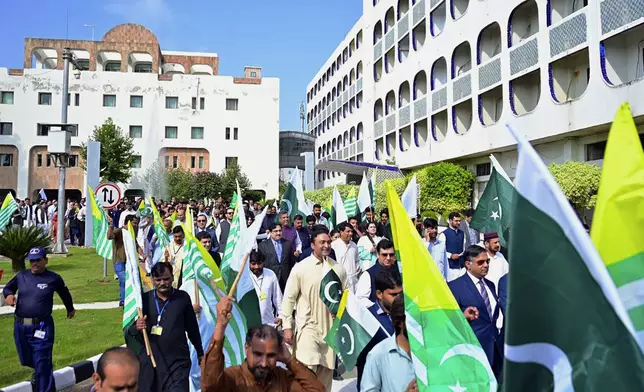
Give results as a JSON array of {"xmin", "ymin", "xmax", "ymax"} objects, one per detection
[
  {"xmin": 331, "ymin": 222, "xmax": 360, "ymax": 293},
  {"xmin": 248, "ymin": 250, "xmax": 283, "ymax": 327},
  {"xmin": 312, "ymin": 204, "xmax": 330, "ymax": 229},
  {"xmin": 483, "ymin": 232, "xmax": 509, "ymax": 288}
]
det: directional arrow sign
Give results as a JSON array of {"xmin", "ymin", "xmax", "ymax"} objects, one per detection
[{"xmin": 95, "ymin": 183, "xmax": 121, "ymax": 209}]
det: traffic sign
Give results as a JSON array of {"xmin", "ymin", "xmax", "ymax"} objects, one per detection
[{"xmin": 95, "ymin": 182, "xmax": 121, "ymax": 209}]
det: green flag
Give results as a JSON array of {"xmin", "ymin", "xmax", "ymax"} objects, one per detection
[
  {"xmin": 330, "ymin": 185, "xmax": 348, "ymax": 229},
  {"xmin": 503, "ymin": 125, "xmax": 644, "ymax": 390},
  {"xmin": 319, "ymin": 259, "xmax": 343, "ymax": 315},
  {"xmin": 325, "ymin": 289, "xmax": 382, "ymax": 371},
  {"xmin": 280, "ymin": 168, "xmax": 312, "ymax": 220},
  {"xmin": 0, "ymin": 193, "xmax": 19, "ymax": 230},
  {"xmin": 221, "ymin": 192, "xmax": 241, "ymax": 287},
  {"xmin": 88, "ymin": 186, "xmax": 113, "ymax": 259},
  {"xmin": 470, "ymin": 155, "xmax": 515, "ymax": 246},
  {"xmin": 344, "ymin": 188, "xmax": 358, "ymax": 218},
  {"xmin": 150, "ymin": 199, "xmax": 170, "ymax": 248}
]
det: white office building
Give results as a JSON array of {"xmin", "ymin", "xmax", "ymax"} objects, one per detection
[
  {"xmin": 306, "ymin": 0, "xmax": 644, "ymax": 201},
  {"xmin": 0, "ymin": 23, "xmax": 280, "ymax": 200}
]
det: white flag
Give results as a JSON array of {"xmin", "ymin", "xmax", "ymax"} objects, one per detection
[
  {"xmin": 401, "ymin": 175, "xmax": 417, "ymax": 218},
  {"xmin": 357, "ymin": 171, "xmax": 373, "ymax": 213}
]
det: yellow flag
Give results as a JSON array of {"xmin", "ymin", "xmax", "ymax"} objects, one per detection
[
  {"xmin": 591, "ymin": 103, "xmax": 644, "ymax": 334},
  {"xmin": 185, "ymin": 208, "xmax": 194, "ymax": 235}
]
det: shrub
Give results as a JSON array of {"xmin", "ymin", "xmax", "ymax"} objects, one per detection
[
  {"xmin": 0, "ymin": 226, "xmax": 52, "ymax": 272},
  {"xmin": 548, "ymin": 161, "xmax": 601, "ymax": 213},
  {"xmin": 375, "ymin": 177, "xmax": 408, "ymax": 213},
  {"xmin": 415, "ymin": 162, "xmax": 475, "ymax": 216},
  {"xmin": 304, "ymin": 184, "xmax": 359, "ymax": 209}
]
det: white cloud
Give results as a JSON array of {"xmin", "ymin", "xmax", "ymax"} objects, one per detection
[{"xmin": 104, "ymin": 0, "xmax": 174, "ymax": 24}]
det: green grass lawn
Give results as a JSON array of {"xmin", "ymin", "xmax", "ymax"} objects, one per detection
[
  {"xmin": 0, "ymin": 308, "xmax": 125, "ymax": 387},
  {"xmin": 1, "ymin": 248, "xmax": 120, "ymax": 304}
]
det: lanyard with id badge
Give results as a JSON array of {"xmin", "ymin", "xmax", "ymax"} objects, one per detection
[
  {"xmin": 152, "ymin": 291, "xmax": 171, "ymax": 336},
  {"xmin": 34, "ymin": 321, "xmax": 46, "ymax": 339}
]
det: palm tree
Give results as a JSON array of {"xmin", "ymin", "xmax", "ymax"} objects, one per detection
[{"xmin": 0, "ymin": 226, "xmax": 52, "ymax": 272}]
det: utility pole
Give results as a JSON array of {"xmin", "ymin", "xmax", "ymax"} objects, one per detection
[
  {"xmin": 84, "ymin": 24, "xmax": 95, "ymax": 41},
  {"xmin": 299, "ymin": 102, "xmax": 306, "ymax": 133}
]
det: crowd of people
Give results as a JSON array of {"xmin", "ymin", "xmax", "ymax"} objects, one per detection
[
  {"xmin": 4, "ymin": 192, "xmax": 511, "ymax": 392},
  {"xmin": 9, "ymin": 197, "xmax": 88, "ymax": 245}
]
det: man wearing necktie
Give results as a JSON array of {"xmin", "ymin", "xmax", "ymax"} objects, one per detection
[
  {"xmin": 447, "ymin": 245, "xmax": 503, "ymax": 376},
  {"xmin": 258, "ymin": 223, "xmax": 295, "ymax": 292}
]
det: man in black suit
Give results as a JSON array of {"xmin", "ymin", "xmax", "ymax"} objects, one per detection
[{"xmin": 258, "ymin": 222, "xmax": 295, "ymax": 292}]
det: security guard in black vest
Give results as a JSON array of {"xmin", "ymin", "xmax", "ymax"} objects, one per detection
[{"xmin": 3, "ymin": 247, "xmax": 76, "ymax": 391}]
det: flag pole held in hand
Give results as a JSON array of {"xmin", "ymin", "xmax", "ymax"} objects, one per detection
[
  {"xmin": 138, "ymin": 308, "xmax": 157, "ymax": 368},
  {"xmin": 227, "ymin": 253, "xmax": 250, "ymax": 297}
]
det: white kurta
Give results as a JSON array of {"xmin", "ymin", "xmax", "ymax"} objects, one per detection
[
  {"xmin": 251, "ymin": 268, "xmax": 283, "ymax": 326},
  {"xmin": 331, "ymin": 238, "xmax": 360, "ymax": 293}
]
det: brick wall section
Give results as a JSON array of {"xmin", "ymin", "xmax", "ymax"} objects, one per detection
[
  {"xmin": 28, "ymin": 146, "xmax": 84, "ymax": 195},
  {"xmin": 8, "ymin": 69, "xmax": 24, "ymax": 76},
  {"xmin": 159, "ymin": 148, "xmax": 210, "ymax": 173},
  {"xmin": 0, "ymin": 145, "xmax": 19, "ymax": 193},
  {"xmin": 158, "ymin": 74, "xmax": 174, "ymax": 81},
  {"xmin": 161, "ymin": 54, "xmax": 219, "ymax": 75},
  {"xmin": 233, "ymin": 77, "xmax": 262, "ymax": 85}
]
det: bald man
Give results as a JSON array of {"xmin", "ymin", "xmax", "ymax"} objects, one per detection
[{"xmin": 92, "ymin": 347, "xmax": 140, "ymax": 392}]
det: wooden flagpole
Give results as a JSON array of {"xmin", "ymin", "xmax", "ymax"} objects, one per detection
[
  {"xmin": 137, "ymin": 308, "xmax": 157, "ymax": 368},
  {"xmin": 227, "ymin": 253, "xmax": 250, "ymax": 297}
]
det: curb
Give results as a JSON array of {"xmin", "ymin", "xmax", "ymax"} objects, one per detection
[{"xmin": 1, "ymin": 351, "xmax": 106, "ymax": 392}]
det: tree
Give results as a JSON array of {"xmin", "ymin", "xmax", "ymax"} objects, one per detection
[
  {"xmin": 190, "ymin": 171, "xmax": 221, "ymax": 201},
  {"xmin": 0, "ymin": 226, "xmax": 52, "ymax": 272},
  {"xmin": 165, "ymin": 167, "xmax": 194, "ymax": 201},
  {"xmin": 416, "ymin": 162, "xmax": 475, "ymax": 215},
  {"xmin": 219, "ymin": 162, "xmax": 252, "ymax": 200},
  {"xmin": 548, "ymin": 161, "xmax": 601, "ymax": 215},
  {"xmin": 141, "ymin": 160, "xmax": 168, "ymax": 200},
  {"xmin": 80, "ymin": 118, "xmax": 137, "ymax": 184}
]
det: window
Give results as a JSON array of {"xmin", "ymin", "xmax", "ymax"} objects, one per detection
[
  {"xmin": 74, "ymin": 93, "xmax": 80, "ymax": 106},
  {"xmin": 131, "ymin": 155, "xmax": 142, "ymax": 168},
  {"xmin": 68, "ymin": 155, "xmax": 79, "ymax": 167},
  {"xmin": 191, "ymin": 127, "xmax": 204, "ymax": 139},
  {"xmin": 46, "ymin": 155, "xmax": 52, "ymax": 167},
  {"xmin": 129, "ymin": 125, "xmax": 142, "ymax": 138},
  {"xmin": 104, "ymin": 62, "xmax": 121, "ymax": 72},
  {"xmin": 37, "ymin": 124, "xmax": 51, "ymax": 136},
  {"xmin": 225, "ymin": 157, "xmax": 238, "ymax": 168},
  {"xmin": 192, "ymin": 97, "xmax": 197, "ymax": 110},
  {"xmin": 234, "ymin": 127, "xmax": 239, "ymax": 140},
  {"xmin": 191, "ymin": 156, "xmax": 196, "ymax": 169},
  {"xmin": 225, "ymin": 127, "xmax": 231, "ymax": 140},
  {"xmin": 76, "ymin": 60, "xmax": 90, "ymax": 70},
  {"xmin": 585, "ymin": 141, "xmax": 606, "ymax": 161},
  {"xmin": 0, "ymin": 154, "xmax": 13, "ymax": 167},
  {"xmin": 37, "ymin": 154, "xmax": 43, "ymax": 167},
  {"xmin": 476, "ymin": 163, "xmax": 491, "ymax": 177},
  {"xmin": 165, "ymin": 126, "xmax": 178, "ymax": 139},
  {"xmin": 103, "ymin": 94, "xmax": 116, "ymax": 107},
  {"xmin": 166, "ymin": 96, "xmax": 179, "ymax": 109},
  {"xmin": 0, "ymin": 122, "xmax": 12, "ymax": 135},
  {"xmin": 69, "ymin": 125, "xmax": 79, "ymax": 137},
  {"xmin": 198, "ymin": 156, "xmax": 204, "ymax": 169},
  {"xmin": 130, "ymin": 95, "xmax": 143, "ymax": 108},
  {"xmin": 164, "ymin": 156, "xmax": 170, "ymax": 168},
  {"xmin": 172, "ymin": 156, "xmax": 178, "ymax": 168},
  {"xmin": 1, "ymin": 91, "xmax": 14, "ymax": 104},
  {"xmin": 226, "ymin": 98, "xmax": 238, "ymax": 111},
  {"xmin": 251, "ymin": 71, "xmax": 257, "ymax": 77},
  {"xmin": 38, "ymin": 93, "xmax": 52, "ymax": 105},
  {"xmin": 134, "ymin": 63, "xmax": 152, "ymax": 73},
  {"xmin": 200, "ymin": 97, "xmax": 205, "ymax": 110}
]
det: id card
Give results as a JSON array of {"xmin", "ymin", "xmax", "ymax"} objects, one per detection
[
  {"xmin": 151, "ymin": 325, "xmax": 163, "ymax": 336},
  {"xmin": 34, "ymin": 330, "xmax": 46, "ymax": 339},
  {"xmin": 259, "ymin": 293, "xmax": 267, "ymax": 301}
]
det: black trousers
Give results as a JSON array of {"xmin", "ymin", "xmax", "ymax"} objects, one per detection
[
  {"xmin": 79, "ymin": 220, "xmax": 86, "ymax": 246},
  {"xmin": 139, "ymin": 355, "xmax": 190, "ymax": 392}
]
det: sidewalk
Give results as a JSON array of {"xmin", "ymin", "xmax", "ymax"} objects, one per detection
[{"xmin": 0, "ymin": 301, "xmax": 120, "ymax": 316}]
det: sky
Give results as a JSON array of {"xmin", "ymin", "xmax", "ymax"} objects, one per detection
[{"xmin": 0, "ymin": 0, "xmax": 363, "ymax": 131}]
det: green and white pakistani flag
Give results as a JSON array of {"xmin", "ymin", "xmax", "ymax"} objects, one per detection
[
  {"xmin": 0, "ymin": 193, "xmax": 19, "ymax": 230},
  {"xmin": 343, "ymin": 187, "xmax": 358, "ymax": 218},
  {"xmin": 329, "ymin": 185, "xmax": 348, "ymax": 228},
  {"xmin": 280, "ymin": 168, "xmax": 312, "ymax": 221},
  {"xmin": 88, "ymin": 186, "xmax": 113, "ymax": 259},
  {"xmin": 386, "ymin": 182, "xmax": 497, "ymax": 391},
  {"xmin": 325, "ymin": 289, "xmax": 383, "ymax": 370},
  {"xmin": 470, "ymin": 154, "xmax": 515, "ymax": 246},
  {"xmin": 319, "ymin": 258, "xmax": 343, "ymax": 315},
  {"xmin": 357, "ymin": 171, "xmax": 374, "ymax": 215},
  {"xmin": 122, "ymin": 223, "xmax": 144, "ymax": 352},
  {"xmin": 503, "ymin": 125, "xmax": 644, "ymax": 390}
]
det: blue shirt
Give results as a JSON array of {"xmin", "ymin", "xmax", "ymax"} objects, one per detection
[
  {"xmin": 2, "ymin": 269, "xmax": 74, "ymax": 318},
  {"xmin": 361, "ymin": 335, "xmax": 415, "ymax": 392},
  {"xmin": 425, "ymin": 237, "xmax": 448, "ymax": 280}
]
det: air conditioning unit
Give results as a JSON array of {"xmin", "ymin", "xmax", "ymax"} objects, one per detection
[{"xmin": 47, "ymin": 124, "xmax": 76, "ymax": 154}]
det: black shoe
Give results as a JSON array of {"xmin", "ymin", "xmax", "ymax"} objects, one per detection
[{"xmin": 119, "ymin": 301, "xmax": 124, "ymax": 307}]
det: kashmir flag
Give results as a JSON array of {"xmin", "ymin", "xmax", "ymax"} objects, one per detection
[
  {"xmin": 502, "ymin": 124, "xmax": 644, "ymax": 390},
  {"xmin": 470, "ymin": 154, "xmax": 515, "ymax": 246},
  {"xmin": 319, "ymin": 257, "xmax": 343, "ymax": 315},
  {"xmin": 330, "ymin": 186, "xmax": 348, "ymax": 228},
  {"xmin": 325, "ymin": 289, "xmax": 382, "ymax": 370},
  {"xmin": 0, "ymin": 193, "xmax": 19, "ymax": 230},
  {"xmin": 591, "ymin": 103, "xmax": 644, "ymax": 347},
  {"xmin": 386, "ymin": 182, "xmax": 497, "ymax": 390},
  {"xmin": 88, "ymin": 185, "xmax": 113, "ymax": 259},
  {"xmin": 357, "ymin": 171, "xmax": 374, "ymax": 217},
  {"xmin": 344, "ymin": 187, "xmax": 358, "ymax": 218},
  {"xmin": 185, "ymin": 207, "xmax": 194, "ymax": 235},
  {"xmin": 122, "ymin": 222, "xmax": 144, "ymax": 352},
  {"xmin": 221, "ymin": 190, "xmax": 243, "ymax": 288},
  {"xmin": 280, "ymin": 168, "xmax": 312, "ymax": 220},
  {"xmin": 401, "ymin": 174, "xmax": 417, "ymax": 218}
]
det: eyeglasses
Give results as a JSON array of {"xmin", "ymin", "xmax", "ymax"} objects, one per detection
[
  {"xmin": 197, "ymin": 219, "xmax": 206, "ymax": 223},
  {"xmin": 380, "ymin": 252, "xmax": 395, "ymax": 257},
  {"xmin": 474, "ymin": 259, "xmax": 490, "ymax": 266}
]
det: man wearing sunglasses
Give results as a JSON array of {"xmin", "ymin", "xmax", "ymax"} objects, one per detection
[
  {"xmin": 355, "ymin": 239, "xmax": 401, "ymax": 307},
  {"xmin": 194, "ymin": 213, "xmax": 220, "ymax": 253},
  {"xmin": 448, "ymin": 245, "xmax": 502, "ymax": 376},
  {"xmin": 217, "ymin": 208, "xmax": 234, "ymax": 250}
]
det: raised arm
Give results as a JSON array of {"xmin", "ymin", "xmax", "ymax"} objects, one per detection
[{"xmin": 201, "ymin": 295, "xmax": 237, "ymax": 392}]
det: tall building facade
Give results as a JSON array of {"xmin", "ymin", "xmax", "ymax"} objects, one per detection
[
  {"xmin": 306, "ymin": 0, "xmax": 644, "ymax": 202},
  {"xmin": 0, "ymin": 23, "xmax": 280, "ymax": 200}
]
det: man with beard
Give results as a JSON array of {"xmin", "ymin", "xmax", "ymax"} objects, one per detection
[
  {"xmin": 164, "ymin": 226, "xmax": 186, "ymax": 288},
  {"xmin": 361, "ymin": 294, "xmax": 416, "ymax": 392},
  {"xmin": 423, "ymin": 218, "xmax": 448, "ymax": 280},
  {"xmin": 201, "ymin": 296, "xmax": 325, "ymax": 391},
  {"xmin": 482, "ymin": 232, "xmax": 509, "ymax": 288},
  {"xmin": 129, "ymin": 262, "xmax": 202, "ymax": 392}
]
